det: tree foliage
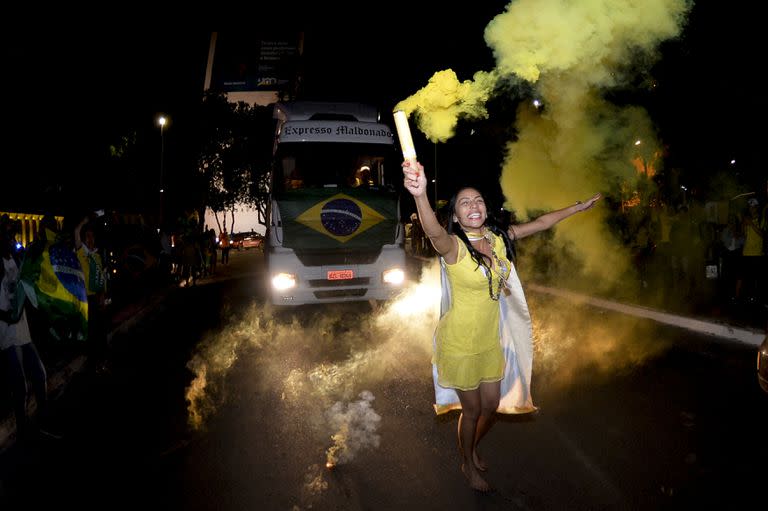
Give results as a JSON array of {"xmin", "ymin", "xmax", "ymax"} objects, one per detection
[{"xmin": 195, "ymin": 91, "xmax": 274, "ymax": 233}]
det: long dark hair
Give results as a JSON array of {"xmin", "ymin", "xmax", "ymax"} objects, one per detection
[{"xmin": 445, "ymin": 186, "xmax": 516, "ymax": 271}]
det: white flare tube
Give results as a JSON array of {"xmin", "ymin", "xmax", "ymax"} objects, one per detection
[{"xmin": 393, "ymin": 110, "xmax": 417, "ymax": 164}]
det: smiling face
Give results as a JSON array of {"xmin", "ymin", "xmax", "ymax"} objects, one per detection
[{"xmin": 452, "ymin": 187, "xmax": 487, "ymax": 231}]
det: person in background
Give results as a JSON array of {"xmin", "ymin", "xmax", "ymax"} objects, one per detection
[
  {"xmin": 0, "ymin": 215, "xmax": 25, "ymax": 263},
  {"xmin": 719, "ymin": 214, "xmax": 745, "ymax": 305},
  {"xmin": 0, "ymin": 227, "xmax": 57, "ymax": 441},
  {"xmin": 408, "ymin": 213, "xmax": 424, "ymax": 255},
  {"xmin": 206, "ymin": 228, "xmax": 218, "ymax": 276},
  {"xmin": 199, "ymin": 228, "xmax": 212, "ymax": 278},
  {"xmin": 761, "ymin": 180, "xmax": 768, "ymax": 256},
  {"xmin": 736, "ymin": 198, "xmax": 765, "ymax": 304},
  {"xmin": 75, "ymin": 214, "xmax": 109, "ymax": 374},
  {"xmin": 668, "ymin": 203, "xmax": 694, "ymax": 300},
  {"xmin": 219, "ymin": 228, "xmax": 231, "ymax": 265},
  {"xmin": 402, "ymin": 159, "xmax": 601, "ymax": 491},
  {"xmin": 159, "ymin": 227, "xmax": 173, "ymax": 282},
  {"xmin": 179, "ymin": 232, "xmax": 202, "ymax": 287}
]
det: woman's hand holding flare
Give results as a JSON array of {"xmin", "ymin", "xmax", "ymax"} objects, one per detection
[{"xmin": 403, "ymin": 160, "xmax": 427, "ymax": 198}]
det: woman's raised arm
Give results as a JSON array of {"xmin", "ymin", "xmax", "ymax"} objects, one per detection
[{"xmin": 402, "ymin": 160, "xmax": 456, "ymax": 258}]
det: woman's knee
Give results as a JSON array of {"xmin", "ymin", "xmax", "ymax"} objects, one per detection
[
  {"xmin": 478, "ymin": 382, "xmax": 500, "ymax": 415},
  {"xmin": 457, "ymin": 392, "xmax": 481, "ymax": 419},
  {"xmin": 480, "ymin": 398, "xmax": 500, "ymax": 416},
  {"xmin": 458, "ymin": 399, "xmax": 481, "ymax": 420}
]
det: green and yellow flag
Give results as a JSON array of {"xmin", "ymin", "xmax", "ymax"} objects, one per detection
[
  {"xmin": 19, "ymin": 230, "xmax": 88, "ymax": 342},
  {"xmin": 278, "ymin": 188, "xmax": 399, "ymax": 249}
]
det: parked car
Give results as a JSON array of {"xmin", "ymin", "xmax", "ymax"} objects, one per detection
[
  {"xmin": 232, "ymin": 232, "xmax": 263, "ymax": 250},
  {"xmin": 230, "ymin": 232, "xmax": 243, "ymax": 250},
  {"xmin": 242, "ymin": 233, "xmax": 263, "ymax": 249}
]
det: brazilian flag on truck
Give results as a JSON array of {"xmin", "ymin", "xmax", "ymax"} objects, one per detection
[
  {"xmin": 18, "ymin": 229, "xmax": 88, "ymax": 342},
  {"xmin": 277, "ymin": 188, "xmax": 399, "ymax": 249}
]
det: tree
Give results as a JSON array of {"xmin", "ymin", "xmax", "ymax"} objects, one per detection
[{"xmin": 194, "ymin": 91, "xmax": 274, "ymax": 233}]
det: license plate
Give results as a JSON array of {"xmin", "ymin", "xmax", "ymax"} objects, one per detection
[{"xmin": 327, "ymin": 270, "xmax": 354, "ymax": 280}]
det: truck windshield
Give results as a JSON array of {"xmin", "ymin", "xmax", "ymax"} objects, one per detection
[{"xmin": 275, "ymin": 142, "xmax": 396, "ymax": 192}]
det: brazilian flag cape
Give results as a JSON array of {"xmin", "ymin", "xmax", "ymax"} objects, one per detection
[
  {"xmin": 17, "ymin": 229, "xmax": 88, "ymax": 342},
  {"xmin": 277, "ymin": 188, "xmax": 399, "ymax": 249}
]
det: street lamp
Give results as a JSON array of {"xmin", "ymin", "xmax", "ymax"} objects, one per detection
[{"xmin": 158, "ymin": 115, "xmax": 167, "ymax": 225}]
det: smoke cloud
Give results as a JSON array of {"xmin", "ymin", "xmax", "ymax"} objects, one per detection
[
  {"xmin": 488, "ymin": 0, "xmax": 691, "ymax": 286},
  {"xmin": 393, "ymin": 69, "xmax": 499, "ymax": 143},
  {"xmin": 395, "ymin": 0, "xmax": 692, "ymax": 292},
  {"xmin": 184, "ymin": 261, "xmax": 675, "ymax": 505},
  {"xmin": 325, "ymin": 390, "xmax": 381, "ymax": 467},
  {"xmin": 485, "ymin": 0, "xmax": 690, "ymax": 84}
]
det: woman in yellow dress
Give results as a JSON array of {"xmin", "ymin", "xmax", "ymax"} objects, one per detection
[{"xmin": 402, "ymin": 159, "xmax": 601, "ymax": 492}]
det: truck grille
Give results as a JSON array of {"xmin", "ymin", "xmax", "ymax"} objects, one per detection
[
  {"xmin": 294, "ymin": 249, "xmax": 382, "ymax": 266},
  {"xmin": 313, "ymin": 289, "xmax": 368, "ymax": 299},
  {"xmin": 307, "ymin": 277, "xmax": 371, "ymax": 288}
]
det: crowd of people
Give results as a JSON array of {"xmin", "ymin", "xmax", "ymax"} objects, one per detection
[
  {"xmin": 623, "ymin": 189, "xmax": 767, "ymax": 322},
  {"xmin": 0, "ymin": 209, "xmax": 244, "ymax": 445},
  {"xmin": 0, "ymin": 212, "xmax": 105, "ymax": 442},
  {"xmin": 406, "ymin": 184, "xmax": 767, "ymax": 326}
]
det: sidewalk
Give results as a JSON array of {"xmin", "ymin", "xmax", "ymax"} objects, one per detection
[
  {"xmin": 528, "ymin": 283, "xmax": 766, "ymax": 347},
  {"xmin": 409, "ymin": 252, "xmax": 767, "ymax": 343},
  {"xmin": 0, "ymin": 250, "xmax": 264, "ymax": 450},
  {"xmin": 0, "ymin": 280, "xmax": 175, "ymax": 451}
]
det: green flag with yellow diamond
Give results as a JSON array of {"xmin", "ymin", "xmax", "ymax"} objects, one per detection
[
  {"xmin": 18, "ymin": 230, "xmax": 88, "ymax": 342},
  {"xmin": 277, "ymin": 188, "xmax": 399, "ymax": 249}
]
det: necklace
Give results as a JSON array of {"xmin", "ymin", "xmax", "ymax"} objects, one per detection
[
  {"xmin": 488, "ymin": 243, "xmax": 510, "ymax": 300},
  {"xmin": 470, "ymin": 229, "xmax": 509, "ymax": 301},
  {"xmin": 463, "ymin": 229, "xmax": 486, "ymax": 242}
]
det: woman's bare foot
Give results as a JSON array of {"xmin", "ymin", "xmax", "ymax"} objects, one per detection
[
  {"xmin": 473, "ymin": 451, "xmax": 488, "ymax": 472},
  {"xmin": 461, "ymin": 463, "xmax": 491, "ymax": 492}
]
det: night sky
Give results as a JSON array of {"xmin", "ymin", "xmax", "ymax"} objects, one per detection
[{"xmin": 1, "ymin": 2, "xmax": 764, "ymax": 215}]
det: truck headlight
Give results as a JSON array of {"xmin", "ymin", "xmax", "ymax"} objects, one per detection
[
  {"xmin": 382, "ymin": 268, "xmax": 405, "ymax": 285},
  {"xmin": 272, "ymin": 272, "xmax": 297, "ymax": 290}
]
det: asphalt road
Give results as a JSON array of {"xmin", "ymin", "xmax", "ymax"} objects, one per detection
[{"xmin": 1, "ymin": 248, "xmax": 766, "ymax": 510}]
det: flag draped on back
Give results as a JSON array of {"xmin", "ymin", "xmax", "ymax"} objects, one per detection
[{"xmin": 18, "ymin": 229, "xmax": 88, "ymax": 342}]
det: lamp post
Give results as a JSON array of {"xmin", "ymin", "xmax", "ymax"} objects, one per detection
[{"xmin": 158, "ymin": 115, "xmax": 167, "ymax": 225}]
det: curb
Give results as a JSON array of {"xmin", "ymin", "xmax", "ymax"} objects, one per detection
[
  {"xmin": 528, "ymin": 283, "xmax": 766, "ymax": 346},
  {"xmin": 407, "ymin": 255, "xmax": 765, "ymax": 344},
  {"xmin": 0, "ymin": 286, "xmax": 174, "ymax": 451}
]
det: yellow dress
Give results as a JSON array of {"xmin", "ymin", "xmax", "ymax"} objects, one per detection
[{"xmin": 434, "ymin": 232, "xmax": 511, "ymax": 390}]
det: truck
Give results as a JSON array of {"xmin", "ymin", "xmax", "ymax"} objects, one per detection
[{"xmin": 266, "ymin": 101, "xmax": 407, "ymax": 306}]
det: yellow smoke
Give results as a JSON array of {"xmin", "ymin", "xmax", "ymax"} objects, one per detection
[
  {"xmin": 489, "ymin": 0, "xmax": 690, "ymax": 285},
  {"xmin": 395, "ymin": 0, "xmax": 691, "ymax": 289},
  {"xmin": 185, "ymin": 303, "xmax": 277, "ymax": 430},
  {"xmin": 485, "ymin": 0, "xmax": 690, "ymax": 84},
  {"xmin": 184, "ymin": 261, "xmax": 678, "ymax": 507},
  {"xmin": 393, "ymin": 69, "xmax": 498, "ymax": 142},
  {"xmin": 528, "ymin": 293, "xmax": 671, "ymax": 390},
  {"xmin": 186, "ymin": 261, "xmax": 672, "ymax": 432}
]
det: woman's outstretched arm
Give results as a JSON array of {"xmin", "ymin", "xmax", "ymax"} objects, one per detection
[{"xmin": 508, "ymin": 193, "xmax": 602, "ymax": 240}]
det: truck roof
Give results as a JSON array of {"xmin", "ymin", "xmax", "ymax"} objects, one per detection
[{"xmin": 273, "ymin": 101, "xmax": 380, "ymax": 123}]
